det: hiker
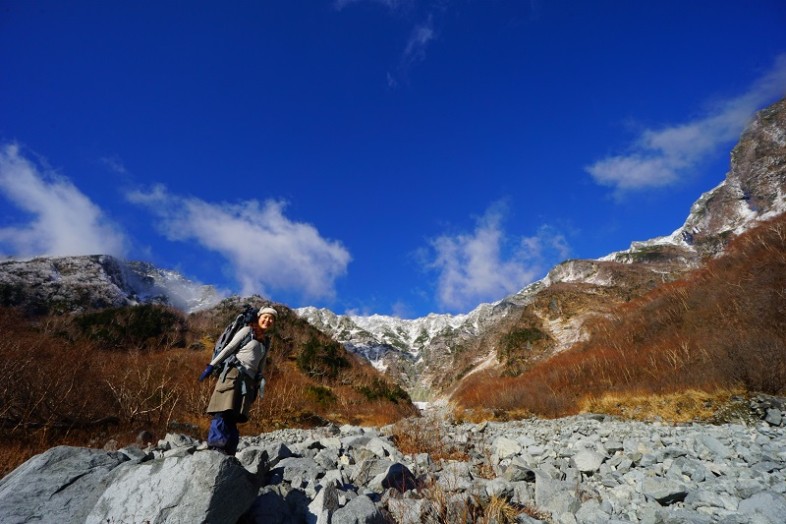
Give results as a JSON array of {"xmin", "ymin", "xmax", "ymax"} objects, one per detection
[{"xmin": 198, "ymin": 306, "xmax": 278, "ymax": 455}]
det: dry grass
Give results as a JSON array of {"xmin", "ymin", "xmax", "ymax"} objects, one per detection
[
  {"xmin": 389, "ymin": 415, "xmax": 470, "ymax": 462},
  {"xmin": 579, "ymin": 388, "xmax": 747, "ymax": 423},
  {"xmin": 484, "ymin": 496, "xmax": 529, "ymax": 524},
  {"xmin": 0, "ymin": 440, "xmax": 41, "ymax": 479},
  {"xmin": 452, "ymin": 404, "xmax": 535, "ymax": 425},
  {"xmin": 389, "ymin": 477, "xmax": 550, "ymax": 524}
]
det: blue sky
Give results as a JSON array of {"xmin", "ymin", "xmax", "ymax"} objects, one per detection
[{"xmin": 1, "ymin": 1, "xmax": 785, "ymax": 318}]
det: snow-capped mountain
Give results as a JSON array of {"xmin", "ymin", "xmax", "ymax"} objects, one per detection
[
  {"xmin": 3, "ymin": 98, "xmax": 784, "ymax": 400},
  {"xmin": 296, "ymin": 284, "xmax": 545, "ymax": 398},
  {"xmin": 0, "ymin": 254, "xmax": 222, "ymax": 314},
  {"xmin": 295, "ymin": 307, "xmax": 474, "ymax": 372},
  {"xmin": 298, "ymin": 96, "xmax": 786, "ymax": 398}
]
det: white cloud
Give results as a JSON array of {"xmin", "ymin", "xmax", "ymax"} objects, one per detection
[
  {"xmin": 390, "ymin": 300, "xmax": 415, "ymax": 319},
  {"xmin": 403, "ymin": 19, "xmax": 435, "ymax": 64},
  {"xmin": 425, "ymin": 204, "xmax": 570, "ymax": 311},
  {"xmin": 0, "ymin": 143, "xmax": 128, "ymax": 258},
  {"xmin": 334, "ymin": 0, "xmax": 436, "ymax": 87},
  {"xmin": 99, "ymin": 156, "xmax": 128, "ymax": 175},
  {"xmin": 587, "ymin": 54, "xmax": 786, "ymax": 195},
  {"xmin": 389, "ymin": 16, "xmax": 437, "ymax": 86},
  {"xmin": 127, "ymin": 186, "xmax": 351, "ymax": 301}
]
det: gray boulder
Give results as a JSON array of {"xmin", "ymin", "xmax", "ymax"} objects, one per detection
[
  {"xmin": 640, "ymin": 476, "xmax": 689, "ymax": 506},
  {"xmin": 307, "ymin": 482, "xmax": 340, "ymax": 524},
  {"xmin": 86, "ymin": 451, "xmax": 257, "ymax": 524},
  {"xmin": 332, "ymin": 494, "xmax": 387, "ymax": 524},
  {"xmin": 737, "ymin": 491, "xmax": 786, "ymax": 523},
  {"xmin": 534, "ymin": 470, "xmax": 581, "ymax": 516},
  {"xmin": 0, "ymin": 446, "xmax": 129, "ymax": 524},
  {"xmin": 370, "ymin": 463, "xmax": 417, "ymax": 493},
  {"xmin": 240, "ymin": 487, "xmax": 295, "ymax": 524},
  {"xmin": 276, "ymin": 456, "xmax": 324, "ymax": 488},
  {"xmin": 571, "ymin": 449, "xmax": 606, "ymax": 473},
  {"xmin": 503, "ymin": 459, "xmax": 536, "ymax": 482}
]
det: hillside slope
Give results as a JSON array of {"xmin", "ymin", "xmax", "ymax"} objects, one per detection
[
  {"xmin": 298, "ymin": 96, "xmax": 786, "ymax": 398},
  {"xmin": 452, "ymin": 211, "xmax": 786, "ymax": 417}
]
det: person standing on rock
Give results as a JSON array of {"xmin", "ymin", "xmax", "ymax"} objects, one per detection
[{"xmin": 198, "ymin": 307, "xmax": 277, "ymax": 455}]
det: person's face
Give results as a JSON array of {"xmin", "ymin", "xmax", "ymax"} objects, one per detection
[{"xmin": 257, "ymin": 313, "xmax": 276, "ymax": 332}]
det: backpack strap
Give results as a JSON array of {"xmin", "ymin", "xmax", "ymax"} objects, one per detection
[{"xmin": 216, "ymin": 329, "xmax": 255, "ymax": 380}]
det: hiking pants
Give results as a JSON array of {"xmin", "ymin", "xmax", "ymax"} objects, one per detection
[{"xmin": 207, "ymin": 411, "xmax": 240, "ymax": 455}]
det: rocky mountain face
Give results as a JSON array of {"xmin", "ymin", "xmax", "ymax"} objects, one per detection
[
  {"xmin": 606, "ymin": 97, "xmax": 786, "ymax": 263},
  {"xmin": 297, "ymin": 97, "xmax": 786, "ymax": 398},
  {"xmin": 0, "ymin": 255, "xmax": 222, "ymax": 315},
  {"xmin": 296, "ymin": 290, "xmax": 542, "ymax": 399}
]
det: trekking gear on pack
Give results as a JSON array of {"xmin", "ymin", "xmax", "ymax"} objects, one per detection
[
  {"xmin": 213, "ymin": 305, "xmax": 258, "ymax": 358},
  {"xmin": 200, "ymin": 304, "xmax": 258, "ymax": 379}
]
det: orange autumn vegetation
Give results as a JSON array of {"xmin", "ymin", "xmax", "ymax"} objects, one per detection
[
  {"xmin": 0, "ymin": 304, "xmax": 417, "ymax": 477},
  {"xmin": 452, "ymin": 214, "xmax": 786, "ymax": 419}
]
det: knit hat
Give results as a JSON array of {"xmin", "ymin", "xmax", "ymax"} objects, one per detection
[{"xmin": 258, "ymin": 307, "xmax": 278, "ymax": 319}]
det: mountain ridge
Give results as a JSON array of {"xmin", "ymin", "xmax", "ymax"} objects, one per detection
[
  {"xmin": 296, "ymin": 96, "xmax": 786, "ymax": 397},
  {"xmin": 2, "ymin": 97, "xmax": 784, "ymax": 400}
]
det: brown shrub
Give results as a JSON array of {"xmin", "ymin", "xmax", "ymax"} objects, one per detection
[{"xmin": 389, "ymin": 415, "xmax": 470, "ymax": 462}]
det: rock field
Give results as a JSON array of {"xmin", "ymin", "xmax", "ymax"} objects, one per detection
[{"xmin": 1, "ymin": 398, "xmax": 785, "ymax": 523}]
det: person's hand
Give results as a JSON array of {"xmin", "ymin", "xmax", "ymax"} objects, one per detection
[{"xmin": 198, "ymin": 364, "xmax": 214, "ymax": 382}]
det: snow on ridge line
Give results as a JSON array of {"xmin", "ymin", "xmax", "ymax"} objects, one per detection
[{"xmin": 297, "ymin": 293, "xmax": 516, "ymax": 332}]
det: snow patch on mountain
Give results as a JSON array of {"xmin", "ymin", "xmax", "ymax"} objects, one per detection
[
  {"xmin": 298, "ymin": 302, "xmax": 494, "ymax": 372},
  {"xmin": 0, "ymin": 255, "xmax": 223, "ymax": 314},
  {"xmin": 121, "ymin": 260, "xmax": 224, "ymax": 312}
]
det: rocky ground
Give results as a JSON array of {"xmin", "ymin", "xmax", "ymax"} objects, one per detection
[{"xmin": 1, "ymin": 397, "xmax": 785, "ymax": 523}]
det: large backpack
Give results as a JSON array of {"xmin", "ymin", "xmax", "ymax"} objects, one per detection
[{"xmin": 211, "ymin": 304, "xmax": 258, "ymax": 377}]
